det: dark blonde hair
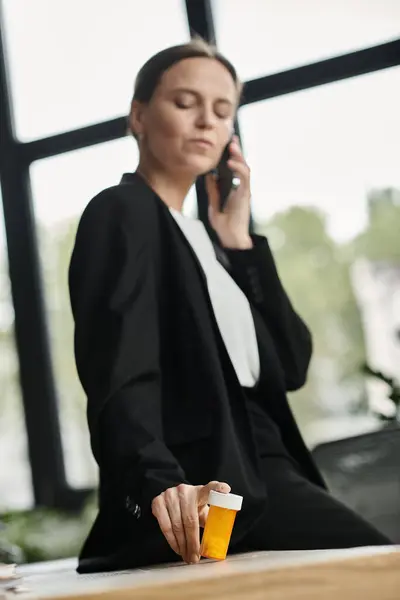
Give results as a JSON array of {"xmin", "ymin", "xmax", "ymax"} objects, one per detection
[{"xmin": 128, "ymin": 38, "xmax": 242, "ymax": 137}]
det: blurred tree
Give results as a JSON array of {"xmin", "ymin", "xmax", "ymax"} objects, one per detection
[
  {"xmin": 0, "ymin": 254, "xmax": 24, "ymax": 423},
  {"xmin": 39, "ymin": 217, "xmax": 97, "ymax": 486},
  {"xmin": 256, "ymin": 206, "xmax": 366, "ymax": 434},
  {"xmin": 0, "ymin": 256, "xmax": 18, "ymax": 410},
  {"xmin": 350, "ymin": 188, "xmax": 400, "ymax": 261},
  {"xmin": 39, "ymin": 218, "xmax": 83, "ymax": 420},
  {"xmin": 255, "ymin": 187, "xmax": 400, "ymax": 438}
]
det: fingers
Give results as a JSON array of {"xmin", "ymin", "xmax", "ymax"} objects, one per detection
[
  {"xmin": 199, "ymin": 503, "xmax": 209, "ymax": 528},
  {"xmin": 229, "ymin": 135, "xmax": 247, "ymax": 165},
  {"xmin": 165, "ymin": 486, "xmax": 189, "ymax": 560},
  {"xmin": 197, "ymin": 480, "xmax": 231, "ymax": 506},
  {"xmin": 205, "ymin": 172, "xmax": 220, "ymax": 220},
  {"xmin": 207, "ymin": 480, "xmax": 232, "ymax": 493},
  {"xmin": 227, "ymin": 156, "xmax": 250, "ymax": 185},
  {"xmin": 152, "ymin": 485, "xmax": 201, "ymax": 564},
  {"xmin": 179, "ymin": 486, "xmax": 201, "ymax": 564},
  {"xmin": 229, "ymin": 135, "xmax": 243, "ymax": 159},
  {"xmin": 227, "ymin": 137, "xmax": 250, "ymax": 190},
  {"xmin": 151, "ymin": 494, "xmax": 180, "ymax": 557}
]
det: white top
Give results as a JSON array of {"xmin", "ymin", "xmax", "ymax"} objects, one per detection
[{"xmin": 169, "ymin": 208, "xmax": 260, "ymax": 388}]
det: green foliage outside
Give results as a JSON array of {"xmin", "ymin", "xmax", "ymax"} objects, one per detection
[
  {"xmin": 256, "ymin": 188, "xmax": 400, "ymax": 432},
  {"xmin": 0, "ymin": 497, "xmax": 96, "ymax": 563}
]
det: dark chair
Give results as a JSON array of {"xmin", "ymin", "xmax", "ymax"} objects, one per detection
[{"xmin": 312, "ymin": 425, "xmax": 400, "ymax": 543}]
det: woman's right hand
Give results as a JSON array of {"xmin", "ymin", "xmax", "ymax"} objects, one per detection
[{"xmin": 151, "ymin": 480, "xmax": 231, "ymax": 564}]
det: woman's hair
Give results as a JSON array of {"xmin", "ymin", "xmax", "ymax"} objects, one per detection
[
  {"xmin": 133, "ymin": 38, "xmax": 242, "ymax": 103},
  {"xmin": 128, "ymin": 38, "xmax": 241, "ymax": 138}
]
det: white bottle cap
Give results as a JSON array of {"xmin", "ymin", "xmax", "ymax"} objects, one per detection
[{"xmin": 208, "ymin": 490, "xmax": 243, "ymax": 511}]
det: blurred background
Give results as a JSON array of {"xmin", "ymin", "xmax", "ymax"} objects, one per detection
[{"xmin": 0, "ymin": 0, "xmax": 399, "ymax": 562}]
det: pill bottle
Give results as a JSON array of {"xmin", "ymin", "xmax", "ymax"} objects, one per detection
[{"xmin": 200, "ymin": 491, "xmax": 243, "ymax": 560}]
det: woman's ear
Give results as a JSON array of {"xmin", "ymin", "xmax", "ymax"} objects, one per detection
[{"xmin": 129, "ymin": 99, "xmax": 145, "ymax": 139}]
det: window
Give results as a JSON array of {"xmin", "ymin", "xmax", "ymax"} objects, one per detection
[
  {"xmin": 2, "ymin": 0, "xmax": 190, "ymax": 141},
  {"xmin": 30, "ymin": 138, "xmax": 197, "ymax": 488},
  {"xmin": 239, "ymin": 67, "xmax": 400, "ymax": 446},
  {"xmin": 3, "ymin": 0, "xmax": 399, "ymax": 504},
  {"xmin": 0, "ymin": 195, "xmax": 33, "ymax": 510},
  {"xmin": 213, "ymin": 0, "xmax": 400, "ymax": 80}
]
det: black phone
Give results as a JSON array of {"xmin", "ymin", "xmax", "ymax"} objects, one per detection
[{"xmin": 215, "ymin": 140, "xmax": 234, "ymax": 210}]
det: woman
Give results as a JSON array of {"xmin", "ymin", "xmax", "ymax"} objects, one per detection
[{"xmin": 69, "ymin": 39, "xmax": 390, "ymax": 573}]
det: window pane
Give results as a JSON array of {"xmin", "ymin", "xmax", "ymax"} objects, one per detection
[
  {"xmin": 240, "ymin": 67, "xmax": 400, "ymax": 446},
  {"xmin": 30, "ymin": 138, "xmax": 197, "ymax": 488},
  {"xmin": 213, "ymin": 0, "xmax": 400, "ymax": 80},
  {"xmin": 0, "ymin": 193, "xmax": 33, "ymax": 510},
  {"xmin": 2, "ymin": 0, "xmax": 189, "ymax": 141}
]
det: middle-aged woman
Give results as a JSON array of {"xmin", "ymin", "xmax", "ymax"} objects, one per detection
[{"xmin": 69, "ymin": 40, "xmax": 391, "ymax": 573}]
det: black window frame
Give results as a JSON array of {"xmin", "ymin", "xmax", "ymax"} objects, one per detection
[{"xmin": 0, "ymin": 0, "xmax": 399, "ymax": 510}]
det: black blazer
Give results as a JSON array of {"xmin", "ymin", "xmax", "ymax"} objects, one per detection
[{"xmin": 69, "ymin": 172, "xmax": 325, "ymax": 571}]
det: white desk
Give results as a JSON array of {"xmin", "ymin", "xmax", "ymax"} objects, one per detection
[{"xmin": 9, "ymin": 546, "xmax": 400, "ymax": 600}]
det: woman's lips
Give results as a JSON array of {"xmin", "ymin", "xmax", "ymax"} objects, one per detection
[{"xmin": 189, "ymin": 139, "xmax": 214, "ymax": 150}]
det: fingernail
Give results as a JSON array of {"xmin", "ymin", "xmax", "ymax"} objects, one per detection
[{"xmin": 190, "ymin": 554, "xmax": 200, "ymax": 564}]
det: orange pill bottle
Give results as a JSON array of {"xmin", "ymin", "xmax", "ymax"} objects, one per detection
[{"xmin": 200, "ymin": 491, "xmax": 243, "ymax": 561}]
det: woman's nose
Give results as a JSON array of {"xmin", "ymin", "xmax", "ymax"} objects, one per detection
[{"xmin": 196, "ymin": 106, "xmax": 216, "ymax": 129}]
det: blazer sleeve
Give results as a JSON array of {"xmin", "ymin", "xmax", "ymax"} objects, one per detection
[
  {"xmin": 223, "ymin": 234, "xmax": 312, "ymax": 391},
  {"xmin": 69, "ymin": 190, "xmax": 188, "ymax": 515}
]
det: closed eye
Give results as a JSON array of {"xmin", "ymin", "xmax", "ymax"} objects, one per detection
[
  {"xmin": 175, "ymin": 100, "xmax": 194, "ymax": 109},
  {"xmin": 172, "ymin": 89, "xmax": 235, "ymax": 117},
  {"xmin": 215, "ymin": 100, "xmax": 234, "ymax": 119},
  {"xmin": 174, "ymin": 91, "xmax": 197, "ymax": 109},
  {"xmin": 215, "ymin": 108, "xmax": 233, "ymax": 119}
]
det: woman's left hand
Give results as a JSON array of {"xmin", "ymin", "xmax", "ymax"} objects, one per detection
[{"xmin": 205, "ymin": 135, "xmax": 253, "ymax": 249}]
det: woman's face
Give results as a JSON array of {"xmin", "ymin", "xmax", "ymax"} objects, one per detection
[{"xmin": 132, "ymin": 57, "xmax": 238, "ymax": 177}]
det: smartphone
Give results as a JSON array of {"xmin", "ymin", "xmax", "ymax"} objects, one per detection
[{"xmin": 215, "ymin": 140, "xmax": 234, "ymax": 211}]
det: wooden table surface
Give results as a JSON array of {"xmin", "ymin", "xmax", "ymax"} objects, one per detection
[{"xmin": 12, "ymin": 546, "xmax": 400, "ymax": 600}]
